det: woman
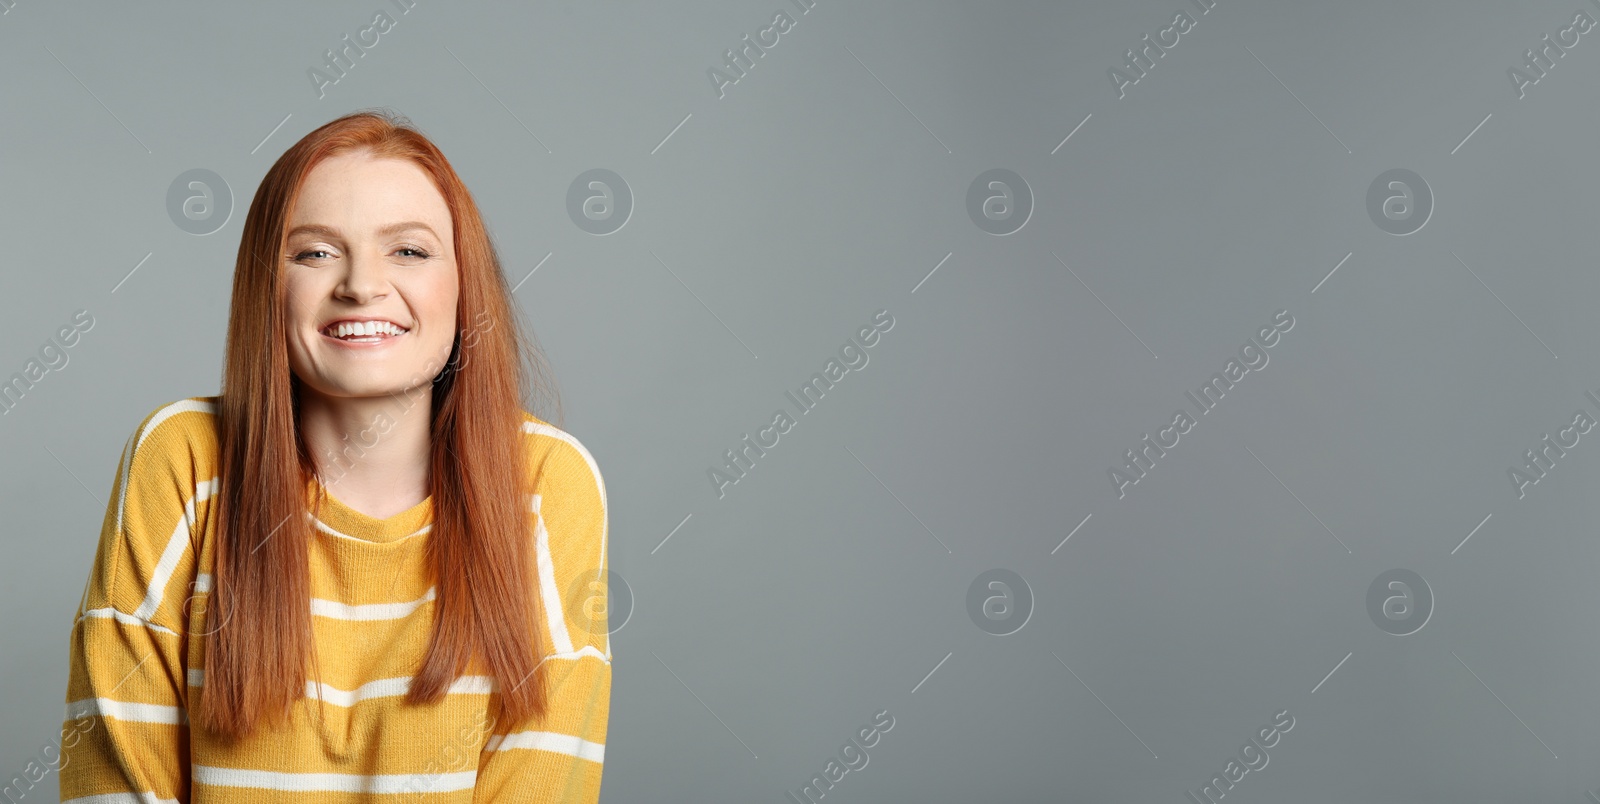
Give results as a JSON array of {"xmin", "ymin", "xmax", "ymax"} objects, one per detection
[{"xmin": 59, "ymin": 109, "xmax": 611, "ymax": 802}]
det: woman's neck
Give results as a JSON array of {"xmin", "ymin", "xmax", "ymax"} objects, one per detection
[{"xmin": 298, "ymin": 385, "xmax": 434, "ymax": 517}]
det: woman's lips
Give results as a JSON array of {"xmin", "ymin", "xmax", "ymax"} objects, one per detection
[{"xmin": 320, "ymin": 329, "xmax": 406, "ymax": 349}]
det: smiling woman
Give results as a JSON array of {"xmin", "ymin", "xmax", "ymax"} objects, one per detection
[{"xmin": 59, "ymin": 109, "xmax": 611, "ymax": 803}]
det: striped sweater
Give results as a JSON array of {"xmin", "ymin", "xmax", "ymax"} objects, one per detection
[{"xmin": 60, "ymin": 396, "xmax": 611, "ymax": 803}]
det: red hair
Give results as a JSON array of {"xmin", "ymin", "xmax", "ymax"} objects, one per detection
[{"xmin": 200, "ymin": 108, "xmax": 562, "ymax": 739}]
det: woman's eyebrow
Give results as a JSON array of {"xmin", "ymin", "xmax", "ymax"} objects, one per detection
[{"xmin": 285, "ymin": 221, "xmax": 440, "ymax": 239}]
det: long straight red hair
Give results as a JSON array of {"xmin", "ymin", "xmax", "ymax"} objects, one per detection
[{"xmin": 199, "ymin": 109, "xmax": 563, "ymax": 740}]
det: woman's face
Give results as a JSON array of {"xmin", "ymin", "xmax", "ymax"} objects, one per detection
[{"xmin": 282, "ymin": 151, "xmax": 459, "ymax": 403}]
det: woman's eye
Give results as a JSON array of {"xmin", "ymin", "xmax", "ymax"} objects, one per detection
[
  {"xmin": 398, "ymin": 247, "xmax": 431, "ymax": 259},
  {"xmin": 294, "ymin": 249, "xmax": 330, "ymax": 261}
]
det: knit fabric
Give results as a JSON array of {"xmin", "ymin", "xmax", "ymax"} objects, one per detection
[{"xmin": 60, "ymin": 396, "xmax": 610, "ymax": 802}]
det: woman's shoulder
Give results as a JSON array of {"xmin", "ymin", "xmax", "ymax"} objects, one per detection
[
  {"xmin": 518, "ymin": 411, "xmax": 599, "ymax": 467},
  {"xmin": 517, "ymin": 410, "xmax": 606, "ymax": 511},
  {"xmin": 105, "ymin": 396, "xmax": 221, "ymax": 630},
  {"xmin": 118, "ymin": 395, "xmax": 222, "ymax": 486}
]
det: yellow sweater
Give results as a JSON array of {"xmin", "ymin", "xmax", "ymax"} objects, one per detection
[{"xmin": 60, "ymin": 396, "xmax": 611, "ymax": 803}]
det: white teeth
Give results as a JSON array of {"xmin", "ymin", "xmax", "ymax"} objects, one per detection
[{"xmin": 325, "ymin": 321, "xmax": 407, "ymax": 339}]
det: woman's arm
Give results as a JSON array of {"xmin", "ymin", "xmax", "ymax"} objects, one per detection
[
  {"xmin": 474, "ymin": 428, "xmax": 611, "ymax": 803},
  {"xmin": 60, "ymin": 409, "xmax": 204, "ymax": 803}
]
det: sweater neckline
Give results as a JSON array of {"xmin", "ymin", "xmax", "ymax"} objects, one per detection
[{"xmin": 306, "ymin": 477, "xmax": 434, "ymax": 544}]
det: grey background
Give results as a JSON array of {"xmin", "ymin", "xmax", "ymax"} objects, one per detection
[{"xmin": 2, "ymin": 0, "xmax": 1597, "ymax": 802}]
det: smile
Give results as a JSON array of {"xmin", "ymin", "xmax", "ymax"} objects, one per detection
[{"xmin": 320, "ymin": 319, "xmax": 410, "ymax": 346}]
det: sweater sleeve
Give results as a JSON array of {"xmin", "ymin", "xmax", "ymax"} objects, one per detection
[
  {"xmin": 60, "ymin": 411, "xmax": 201, "ymax": 803},
  {"xmin": 474, "ymin": 430, "xmax": 611, "ymax": 803}
]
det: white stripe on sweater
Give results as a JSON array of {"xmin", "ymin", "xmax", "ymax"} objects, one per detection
[
  {"xmin": 305, "ymin": 674, "xmax": 498, "ymax": 706},
  {"xmin": 186, "ymin": 651, "xmax": 605, "ymax": 693},
  {"xmin": 535, "ymin": 645, "xmax": 611, "ymax": 670},
  {"xmin": 185, "ymin": 670, "xmax": 498, "ymax": 707},
  {"xmin": 483, "ymin": 730, "xmax": 605, "ymax": 762},
  {"xmin": 192, "ymin": 765, "xmax": 479, "ymax": 794},
  {"xmin": 193, "ymin": 577, "xmax": 438, "ymax": 622},
  {"xmin": 131, "ymin": 477, "xmax": 216, "ymax": 622},
  {"xmin": 76, "ymin": 607, "xmax": 178, "ymax": 636},
  {"xmin": 532, "ymin": 494, "xmax": 574, "ymax": 656},
  {"xmin": 308, "ymin": 511, "xmax": 432, "ymax": 543},
  {"xmin": 64, "ymin": 697, "xmax": 186, "ymax": 725},
  {"xmin": 523, "ymin": 421, "xmax": 610, "ymax": 660},
  {"xmin": 63, "ymin": 793, "xmax": 182, "ymax": 804},
  {"xmin": 310, "ymin": 587, "xmax": 436, "ymax": 620}
]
